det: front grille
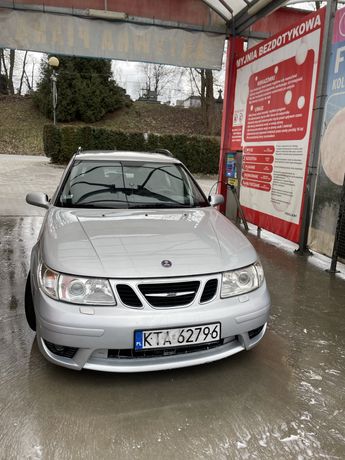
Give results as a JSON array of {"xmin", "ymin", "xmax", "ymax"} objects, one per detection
[
  {"xmin": 44, "ymin": 340, "xmax": 78, "ymax": 359},
  {"xmin": 117, "ymin": 284, "xmax": 142, "ymax": 307},
  {"xmin": 108, "ymin": 340, "xmax": 223, "ymax": 359},
  {"xmin": 138, "ymin": 281, "xmax": 200, "ymax": 307},
  {"xmin": 200, "ymin": 279, "xmax": 218, "ymax": 303},
  {"xmin": 248, "ymin": 325, "xmax": 264, "ymax": 339}
]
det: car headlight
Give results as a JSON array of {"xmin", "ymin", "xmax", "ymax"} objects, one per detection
[
  {"xmin": 38, "ymin": 263, "xmax": 116, "ymax": 305},
  {"xmin": 221, "ymin": 261, "xmax": 265, "ymax": 298}
]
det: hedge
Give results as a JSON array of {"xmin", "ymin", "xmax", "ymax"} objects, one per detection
[{"xmin": 43, "ymin": 125, "xmax": 220, "ymax": 174}]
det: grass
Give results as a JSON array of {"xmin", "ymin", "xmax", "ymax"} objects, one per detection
[
  {"xmin": 0, "ymin": 96, "xmax": 215, "ymax": 155},
  {"xmin": 0, "ymin": 96, "xmax": 47, "ymax": 154}
]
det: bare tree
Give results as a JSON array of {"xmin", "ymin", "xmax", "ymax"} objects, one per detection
[
  {"xmin": 25, "ymin": 52, "xmax": 40, "ymax": 93},
  {"xmin": 189, "ymin": 68, "xmax": 217, "ymax": 134},
  {"xmin": 0, "ymin": 49, "xmax": 39, "ymax": 94},
  {"xmin": 0, "ymin": 48, "xmax": 9, "ymax": 93},
  {"xmin": 18, "ymin": 51, "xmax": 28, "ymax": 95},
  {"xmin": 8, "ymin": 49, "xmax": 15, "ymax": 95},
  {"xmin": 112, "ymin": 61, "xmax": 124, "ymax": 86},
  {"xmin": 141, "ymin": 63, "xmax": 183, "ymax": 100},
  {"xmin": 30, "ymin": 60, "xmax": 36, "ymax": 90},
  {"xmin": 0, "ymin": 48, "xmax": 16, "ymax": 94}
]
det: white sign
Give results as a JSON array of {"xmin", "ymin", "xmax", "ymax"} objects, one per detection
[{"xmin": 0, "ymin": 8, "xmax": 224, "ymax": 70}]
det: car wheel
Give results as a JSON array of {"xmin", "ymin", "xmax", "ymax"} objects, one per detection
[{"xmin": 25, "ymin": 272, "xmax": 36, "ymax": 331}]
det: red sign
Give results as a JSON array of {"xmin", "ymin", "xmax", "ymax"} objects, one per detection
[
  {"xmin": 244, "ymin": 51, "xmax": 314, "ymax": 142},
  {"xmin": 244, "ymin": 155, "xmax": 274, "ymax": 164},
  {"xmin": 242, "ymin": 163, "xmax": 273, "ymax": 173},
  {"xmin": 231, "ymin": 126, "xmax": 243, "ymax": 150},
  {"xmin": 242, "ymin": 172, "xmax": 272, "ymax": 182},
  {"xmin": 242, "ymin": 180, "xmax": 271, "ymax": 192},
  {"xmin": 244, "ymin": 146, "xmax": 275, "ymax": 154},
  {"xmin": 230, "ymin": 8, "xmax": 325, "ymax": 243}
]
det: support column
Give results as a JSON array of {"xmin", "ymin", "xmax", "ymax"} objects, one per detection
[{"xmin": 218, "ymin": 36, "xmax": 244, "ymax": 214}]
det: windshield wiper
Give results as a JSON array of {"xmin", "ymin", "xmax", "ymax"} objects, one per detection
[
  {"xmin": 62, "ymin": 199, "xmax": 129, "ymax": 209},
  {"xmin": 127, "ymin": 203, "xmax": 194, "ymax": 209}
]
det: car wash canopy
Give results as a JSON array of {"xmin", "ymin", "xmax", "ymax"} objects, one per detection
[{"xmin": 0, "ymin": 0, "xmax": 288, "ymax": 70}]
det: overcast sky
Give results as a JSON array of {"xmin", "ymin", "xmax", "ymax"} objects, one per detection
[{"xmin": 11, "ymin": 52, "xmax": 226, "ymax": 104}]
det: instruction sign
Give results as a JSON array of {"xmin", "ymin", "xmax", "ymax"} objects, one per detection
[{"xmin": 230, "ymin": 9, "xmax": 325, "ymax": 242}]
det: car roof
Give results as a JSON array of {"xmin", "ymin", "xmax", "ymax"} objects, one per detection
[{"xmin": 74, "ymin": 150, "xmax": 181, "ymax": 164}]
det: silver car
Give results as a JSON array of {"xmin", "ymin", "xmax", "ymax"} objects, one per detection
[{"xmin": 25, "ymin": 150, "xmax": 270, "ymax": 372}]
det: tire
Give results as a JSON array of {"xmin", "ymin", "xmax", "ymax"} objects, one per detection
[{"xmin": 25, "ymin": 272, "xmax": 36, "ymax": 331}]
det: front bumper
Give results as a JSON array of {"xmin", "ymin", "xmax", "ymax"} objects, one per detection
[{"xmin": 33, "ymin": 280, "xmax": 271, "ymax": 372}]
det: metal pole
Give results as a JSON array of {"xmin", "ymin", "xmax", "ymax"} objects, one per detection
[
  {"xmin": 51, "ymin": 69, "xmax": 57, "ymax": 125},
  {"xmin": 296, "ymin": 0, "xmax": 338, "ymax": 255},
  {"xmin": 218, "ymin": 37, "xmax": 244, "ymax": 214}
]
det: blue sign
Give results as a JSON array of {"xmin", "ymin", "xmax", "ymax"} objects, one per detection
[{"xmin": 134, "ymin": 331, "xmax": 143, "ymax": 350}]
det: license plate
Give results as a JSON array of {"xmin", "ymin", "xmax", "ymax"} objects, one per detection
[{"xmin": 134, "ymin": 323, "xmax": 221, "ymax": 350}]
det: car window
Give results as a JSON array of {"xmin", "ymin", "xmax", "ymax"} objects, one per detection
[{"xmin": 57, "ymin": 159, "xmax": 209, "ymax": 209}]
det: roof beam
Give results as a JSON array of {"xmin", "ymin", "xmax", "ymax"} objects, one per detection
[
  {"xmin": 0, "ymin": 1, "xmax": 227, "ymax": 34},
  {"xmin": 200, "ymin": 0, "xmax": 231, "ymax": 22},
  {"xmin": 241, "ymin": 30, "xmax": 269, "ymax": 39},
  {"xmin": 232, "ymin": 0, "xmax": 288, "ymax": 35},
  {"xmin": 218, "ymin": 0, "xmax": 234, "ymax": 16}
]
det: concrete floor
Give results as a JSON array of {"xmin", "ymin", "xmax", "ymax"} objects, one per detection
[{"xmin": 1, "ymin": 156, "xmax": 345, "ymax": 459}]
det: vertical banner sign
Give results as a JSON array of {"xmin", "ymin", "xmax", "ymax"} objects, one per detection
[
  {"xmin": 231, "ymin": 9, "xmax": 325, "ymax": 242},
  {"xmin": 310, "ymin": 7, "xmax": 345, "ymax": 258}
]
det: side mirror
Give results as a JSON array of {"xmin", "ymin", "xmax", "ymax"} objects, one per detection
[
  {"xmin": 26, "ymin": 192, "xmax": 49, "ymax": 209},
  {"xmin": 208, "ymin": 194, "xmax": 224, "ymax": 207}
]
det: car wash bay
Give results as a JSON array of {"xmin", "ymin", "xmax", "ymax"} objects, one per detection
[{"xmin": 0, "ymin": 155, "xmax": 344, "ymax": 459}]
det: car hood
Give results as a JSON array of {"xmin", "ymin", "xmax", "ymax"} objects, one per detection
[{"xmin": 41, "ymin": 207, "xmax": 257, "ymax": 278}]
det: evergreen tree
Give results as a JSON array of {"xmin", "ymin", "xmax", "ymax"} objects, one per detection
[{"xmin": 33, "ymin": 56, "xmax": 131, "ymax": 123}]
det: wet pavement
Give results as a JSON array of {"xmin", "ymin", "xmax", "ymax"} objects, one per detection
[
  {"xmin": 1, "ymin": 156, "xmax": 345, "ymax": 459},
  {"xmin": 0, "ymin": 155, "xmax": 64, "ymax": 217}
]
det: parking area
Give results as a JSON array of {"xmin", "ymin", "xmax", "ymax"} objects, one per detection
[{"xmin": 1, "ymin": 155, "xmax": 345, "ymax": 459}]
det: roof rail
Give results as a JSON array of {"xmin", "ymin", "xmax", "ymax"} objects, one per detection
[
  {"xmin": 76, "ymin": 148, "xmax": 118, "ymax": 155},
  {"xmin": 155, "ymin": 149, "xmax": 174, "ymax": 158}
]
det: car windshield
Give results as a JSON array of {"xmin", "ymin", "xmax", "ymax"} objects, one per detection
[{"xmin": 57, "ymin": 159, "xmax": 209, "ymax": 209}]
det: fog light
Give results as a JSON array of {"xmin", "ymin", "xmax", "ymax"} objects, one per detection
[{"xmin": 44, "ymin": 340, "xmax": 78, "ymax": 359}]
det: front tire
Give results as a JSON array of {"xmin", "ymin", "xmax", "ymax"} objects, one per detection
[{"xmin": 25, "ymin": 273, "xmax": 36, "ymax": 331}]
